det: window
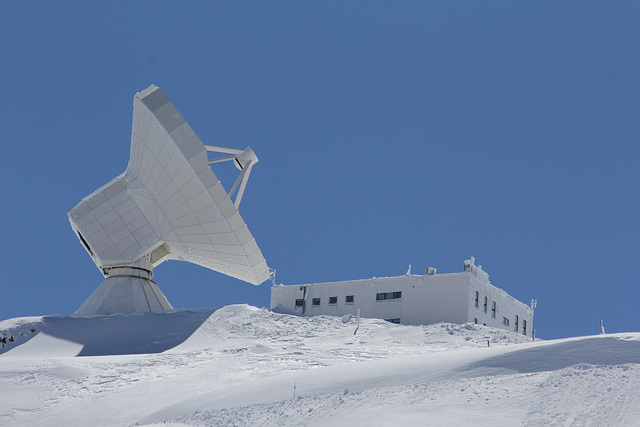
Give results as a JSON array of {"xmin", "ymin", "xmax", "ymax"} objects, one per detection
[
  {"xmin": 474, "ymin": 318, "xmax": 478, "ymax": 324},
  {"xmin": 514, "ymin": 315, "xmax": 519, "ymax": 332},
  {"xmin": 483, "ymin": 296, "xmax": 488, "ymax": 313},
  {"xmin": 475, "ymin": 291, "xmax": 479, "ymax": 308},
  {"xmin": 491, "ymin": 301, "xmax": 496, "ymax": 318},
  {"xmin": 345, "ymin": 295, "xmax": 354, "ymax": 304},
  {"xmin": 312, "ymin": 298, "xmax": 320, "ymax": 307},
  {"xmin": 384, "ymin": 318, "xmax": 401, "ymax": 324},
  {"xmin": 295, "ymin": 299, "xmax": 304, "ymax": 308},
  {"xmin": 329, "ymin": 296, "xmax": 337, "ymax": 305},
  {"xmin": 522, "ymin": 319, "xmax": 527, "ymax": 335},
  {"xmin": 376, "ymin": 291, "xmax": 402, "ymax": 301},
  {"xmin": 502, "ymin": 316, "xmax": 509, "ymax": 326}
]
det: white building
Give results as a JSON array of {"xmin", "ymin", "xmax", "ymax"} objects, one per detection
[{"xmin": 271, "ymin": 257, "xmax": 534, "ymax": 337}]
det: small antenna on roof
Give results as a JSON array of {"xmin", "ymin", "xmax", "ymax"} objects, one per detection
[{"xmin": 406, "ymin": 265, "xmax": 411, "ymax": 275}]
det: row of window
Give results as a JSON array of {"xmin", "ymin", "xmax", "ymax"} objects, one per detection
[
  {"xmin": 472, "ymin": 315, "xmax": 527, "ymax": 335},
  {"xmin": 295, "ymin": 291, "xmax": 402, "ymax": 309},
  {"xmin": 293, "ymin": 291, "xmax": 528, "ymax": 334},
  {"xmin": 474, "ymin": 291, "xmax": 496, "ymax": 318},
  {"xmin": 474, "ymin": 291, "xmax": 528, "ymax": 335},
  {"xmin": 296, "ymin": 295, "xmax": 355, "ymax": 308}
]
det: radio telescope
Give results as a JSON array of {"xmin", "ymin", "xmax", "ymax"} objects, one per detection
[{"xmin": 68, "ymin": 85, "xmax": 270, "ymax": 315}]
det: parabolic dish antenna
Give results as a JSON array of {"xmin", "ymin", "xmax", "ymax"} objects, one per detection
[{"xmin": 69, "ymin": 85, "xmax": 270, "ymax": 315}]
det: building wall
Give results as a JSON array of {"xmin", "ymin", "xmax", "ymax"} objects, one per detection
[
  {"xmin": 467, "ymin": 273, "xmax": 534, "ymax": 337},
  {"xmin": 397, "ymin": 273, "xmax": 469, "ymax": 325},
  {"xmin": 271, "ymin": 260, "xmax": 534, "ymax": 337},
  {"xmin": 271, "ymin": 273, "xmax": 469, "ymax": 324}
]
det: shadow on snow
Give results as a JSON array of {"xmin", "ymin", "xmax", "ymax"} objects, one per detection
[
  {"xmin": 463, "ymin": 336, "xmax": 640, "ymax": 374},
  {"xmin": 35, "ymin": 311, "xmax": 213, "ymax": 356}
]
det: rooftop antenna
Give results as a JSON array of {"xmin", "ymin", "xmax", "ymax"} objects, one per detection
[
  {"xmin": 69, "ymin": 85, "xmax": 270, "ymax": 315},
  {"xmin": 406, "ymin": 264, "xmax": 412, "ymax": 275}
]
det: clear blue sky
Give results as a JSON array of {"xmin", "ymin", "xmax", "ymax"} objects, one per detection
[{"xmin": 1, "ymin": 2, "xmax": 638, "ymax": 339}]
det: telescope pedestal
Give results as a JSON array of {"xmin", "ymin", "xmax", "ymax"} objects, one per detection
[{"xmin": 75, "ymin": 263, "xmax": 172, "ymax": 316}]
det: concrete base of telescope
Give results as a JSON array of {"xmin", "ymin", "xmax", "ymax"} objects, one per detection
[{"xmin": 75, "ymin": 275, "xmax": 173, "ymax": 316}]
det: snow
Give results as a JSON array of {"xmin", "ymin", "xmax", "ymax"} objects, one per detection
[{"xmin": 1, "ymin": 305, "xmax": 639, "ymax": 426}]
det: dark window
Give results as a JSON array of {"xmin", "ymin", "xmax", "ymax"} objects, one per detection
[
  {"xmin": 502, "ymin": 316, "xmax": 509, "ymax": 326},
  {"xmin": 515, "ymin": 315, "xmax": 519, "ymax": 332},
  {"xmin": 475, "ymin": 291, "xmax": 479, "ymax": 308},
  {"xmin": 491, "ymin": 301, "xmax": 496, "ymax": 318},
  {"xmin": 483, "ymin": 296, "xmax": 488, "ymax": 313},
  {"xmin": 312, "ymin": 298, "xmax": 320, "ymax": 306},
  {"xmin": 295, "ymin": 299, "xmax": 304, "ymax": 307},
  {"xmin": 474, "ymin": 318, "xmax": 478, "ymax": 324},
  {"xmin": 345, "ymin": 295, "xmax": 354, "ymax": 304},
  {"xmin": 385, "ymin": 318, "xmax": 401, "ymax": 324},
  {"xmin": 522, "ymin": 319, "xmax": 527, "ymax": 335},
  {"xmin": 329, "ymin": 296, "xmax": 337, "ymax": 305},
  {"xmin": 376, "ymin": 292, "xmax": 402, "ymax": 301}
]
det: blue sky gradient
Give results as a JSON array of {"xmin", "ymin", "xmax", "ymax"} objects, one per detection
[{"xmin": 1, "ymin": 2, "xmax": 638, "ymax": 339}]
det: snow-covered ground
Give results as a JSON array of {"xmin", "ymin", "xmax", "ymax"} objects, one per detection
[{"xmin": 1, "ymin": 305, "xmax": 639, "ymax": 426}]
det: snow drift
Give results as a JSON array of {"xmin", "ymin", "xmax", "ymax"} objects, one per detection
[{"xmin": 1, "ymin": 305, "xmax": 639, "ymax": 426}]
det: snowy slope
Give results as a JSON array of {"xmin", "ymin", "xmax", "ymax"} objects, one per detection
[{"xmin": 1, "ymin": 305, "xmax": 639, "ymax": 426}]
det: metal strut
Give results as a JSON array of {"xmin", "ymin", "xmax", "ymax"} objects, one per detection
[{"xmin": 204, "ymin": 145, "xmax": 259, "ymax": 208}]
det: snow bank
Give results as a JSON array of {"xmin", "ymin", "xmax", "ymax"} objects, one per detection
[
  {"xmin": 1, "ymin": 311, "xmax": 212, "ymax": 357},
  {"xmin": 1, "ymin": 305, "xmax": 639, "ymax": 426},
  {"xmin": 0, "ymin": 316, "xmax": 43, "ymax": 354}
]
